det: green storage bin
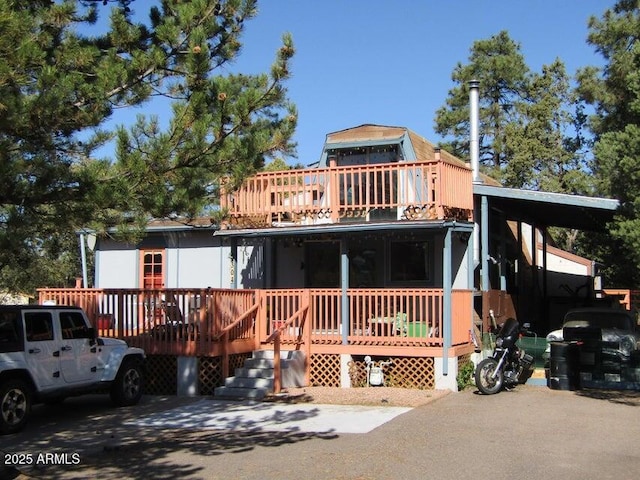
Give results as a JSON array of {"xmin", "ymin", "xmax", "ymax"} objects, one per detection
[{"xmin": 407, "ymin": 322, "xmax": 429, "ymax": 337}]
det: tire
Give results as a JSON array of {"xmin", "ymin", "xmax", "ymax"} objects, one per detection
[
  {"xmin": 0, "ymin": 379, "xmax": 32, "ymax": 435},
  {"xmin": 474, "ymin": 358, "xmax": 504, "ymax": 395},
  {"xmin": 110, "ymin": 359, "xmax": 144, "ymax": 407}
]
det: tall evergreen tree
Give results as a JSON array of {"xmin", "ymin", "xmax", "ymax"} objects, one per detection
[
  {"xmin": 434, "ymin": 31, "xmax": 530, "ymax": 183},
  {"xmin": 503, "ymin": 59, "xmax": 591, "ymax": 194},
  {"xmin": 577, "ymin": 0, "xmax": 640, "ymax": 286},
  {"xmin": 435, "ymin": 32, "xmax": 590, "ymax": 195},
  {"xmin": 0, "ymin": 0, "xmax": 297, "ymax": 295}
]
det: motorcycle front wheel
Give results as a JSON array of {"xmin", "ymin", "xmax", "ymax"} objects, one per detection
[{"xmin": 474, "ymin": 358, "xmax": 504, "ymax": 395}]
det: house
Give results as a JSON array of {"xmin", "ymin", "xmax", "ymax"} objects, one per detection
[{"xmin": 39, "ymin": 123, "xmax": 619, "ymax": 395}]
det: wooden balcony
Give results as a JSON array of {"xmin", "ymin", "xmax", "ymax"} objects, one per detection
[
  {"xmin": 37, "ymin": 287, "xmax": 474, "ymax": 358},
  {"xmin": 220, "ymin": 160, "xmax": 473, "ymax": 228}
]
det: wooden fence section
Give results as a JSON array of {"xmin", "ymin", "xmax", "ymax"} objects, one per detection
[
  {"xmin": 220, "ymin": 160, "xmax": 473, "ymax": 225},
  {"xmin": 38, "ymin": 287, "xmax": 474, "ymax": 357}
]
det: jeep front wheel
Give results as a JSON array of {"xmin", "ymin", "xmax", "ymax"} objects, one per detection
[
  {"xmin": 0, "ymin": 379, "xmax": 32, "ymax": 435},
  {"xmin": 110, "ymin": 359, "xmax": 144, "ymax": 407}
]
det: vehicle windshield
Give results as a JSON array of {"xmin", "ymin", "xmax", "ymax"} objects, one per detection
[{"xmin": 564, "ymin": 311, "xmax": 633, "ymax": 331}]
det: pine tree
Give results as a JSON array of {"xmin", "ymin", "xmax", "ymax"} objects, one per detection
[
  {"xmin": 577, "ymin": 0, "xmax": 640, "ymax": 286},
  {"xmin": 0, "ymin": 0, "xmax": 297, "ymax": 294},
  {"xmin": 434, "ymin": 31, "xmax": 530, "ymax": 183}
]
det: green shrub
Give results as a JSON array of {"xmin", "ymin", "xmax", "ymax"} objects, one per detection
[{"xmin": 457, "ymin": 360, "xmax": 475, "ymax": 390}]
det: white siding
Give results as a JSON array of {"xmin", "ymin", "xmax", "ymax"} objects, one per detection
[{"xmin": 96, "ymin": 249, "xmax": 138, "ymax": 288}]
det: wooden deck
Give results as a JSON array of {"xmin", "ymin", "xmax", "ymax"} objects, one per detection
[
  {"xmin": 220, "ymin": 159, "xmax": 473, "ymax": 227},
  {"xmin": 38, "ymin": 287, "xmax": 475, "ymax": 359}
]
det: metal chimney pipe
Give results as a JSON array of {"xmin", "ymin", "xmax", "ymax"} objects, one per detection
[{"xmin": 469, "ymin": 80, "xmax": 482, "ymax": 184}]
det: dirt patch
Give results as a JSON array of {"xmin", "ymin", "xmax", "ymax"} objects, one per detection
[{"xmin": 264, "ymin": 386, "xmax": 451, "ymax": 407}]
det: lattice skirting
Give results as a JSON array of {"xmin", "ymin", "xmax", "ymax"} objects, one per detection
[
  {"xmin": 348, "ymin": 355, "xmax": 435, "ymax": 389},
  {"xmin": 198, "ymin": 353, "xmax": 251, "ymax": 395},
  {"xmin": 144, "ymin": 353, "xmax": 252, "ymax": 395},
  {"xmin": 145, "ymin": 352, "xmax": 447, "ymax": 394},
  {"xmin": 144, "ymin": 355, "xmax": 177, "ymax": 395},
  {"xmin": 310, "ymin": 353, "xmax": 341, "ymax": 387}
]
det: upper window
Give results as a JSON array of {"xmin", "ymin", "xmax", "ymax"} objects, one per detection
[
  {"xmin": 331, "ymin": 145, "xmax": 400, "ymax": 167},
  {"xmin": 140, "ymin": 249, "xmax": 165, "ymax": 289},
  {"xmin": 388, "ymin": 240, "xmax": 432, "ymax": 284}
]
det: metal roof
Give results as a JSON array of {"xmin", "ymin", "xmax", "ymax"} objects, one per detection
[{"xmin": 473, "ymin": 184, "xmax": 619, "ymax": 231}]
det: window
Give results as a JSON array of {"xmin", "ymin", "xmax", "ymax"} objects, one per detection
[
  {"xmin": 388, "ymin": 240, "xmax": 431, "ymax": 284},
  {"xmin": 306, "ymin": 241, "xmax": 340, "ymax": 287},
  {"xmin": 60, "ymin": 311, "xmax": 92, "ymax": 339},
  {"xmin": 25, "ymin": 312, "xmax": 54, "ymax": 342},
  {"xmin": 140, "ymin": 249, "xmax": 165, "ymax": 289}
]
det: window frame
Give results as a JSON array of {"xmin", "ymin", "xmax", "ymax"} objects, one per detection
[{"xmin": 139, "ymin": 248, "xmax": 166, "ymax": 289}]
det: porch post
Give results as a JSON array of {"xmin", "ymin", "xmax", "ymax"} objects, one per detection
[
  {"xmin": 481, "ymin": 195, "xmax": 490, "ymax": 292},
  {"xmin": 442, "ymin": 228, "xmax": 452, "ymax": 376},
  {"xmin": 230, "ymin": 237, "xmax": 238, "ymax": 289},
  {"xmin": 340, "ymin": 237, "xmax": 349, "ymax": 345},
  {"xmin": 499, "ymin": 211, "xmax": 507, "ymax": 291}
]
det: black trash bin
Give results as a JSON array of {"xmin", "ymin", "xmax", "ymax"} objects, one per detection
[{"xmin": 548, "ymin": 341, "xmax": 579, "ymax": 390}]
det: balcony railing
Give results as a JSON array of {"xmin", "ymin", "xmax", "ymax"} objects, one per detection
[
  {"xmin": 220, "ymin": 160, "xmax": 473, "ymax": 227},
  {"xmin": 38, "ymin": 287, "xmax": 474, "ymax": 357}
]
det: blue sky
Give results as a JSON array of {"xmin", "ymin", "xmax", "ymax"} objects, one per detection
[{"xmin": 107, "ymin": 0, "xmax": 614, "ymax": 166}]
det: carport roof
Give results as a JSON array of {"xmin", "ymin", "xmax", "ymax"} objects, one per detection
[{"xmin": 473, "ymin": 184, "xmax": 619, "ymax": 231}]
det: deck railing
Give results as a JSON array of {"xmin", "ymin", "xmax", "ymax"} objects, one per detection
[
  {"xmin": 38, "ymin": 287, "xmax": 474, "ymax": 356},
  {"xmin": 220, "ymin": 160, "xmax": 473, "ymax": 225},
  {"xmin": 603, "ymin": 289, "xmax": 640, "ymax": 314}
]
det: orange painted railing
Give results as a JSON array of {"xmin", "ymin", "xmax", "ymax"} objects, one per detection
[
  {"xmin": 603, "ymin": 289, "xmax": 640, "ymax": 314},
  {"xmin": 38, "ymin": 287, "xmax": 474, "ymax": 358},
  {"xmin": 262, "ymin": 290, "xmax": 312, "ymax": 393},
  {"xmin": 38, "ymin": 288, "xmax": 257, "ymax": 356},
  {"xmin": 220, "ymin": 160, "xmax": 473, "ymax": 225}
]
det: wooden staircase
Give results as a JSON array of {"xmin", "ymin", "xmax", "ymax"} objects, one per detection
[{"xmin": 214, "ymin": 350, "xmax": 306, "ymax": 400}]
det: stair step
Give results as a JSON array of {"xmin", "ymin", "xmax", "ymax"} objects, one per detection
[
  {"xmin": 235, "ymin": 367, "xmax": 274, "ymax": 378},
  {"xmin": 253, "ymin": 349, "xmax": 305, "ymax": 360},
  {"xmin": 214, "ymin": 386, "xmax": 267, "ymax": 400},
  {"xmin": 244, "ymin": 357, "xmax": 292, "ymax": 369},
  {"xmin": 225, "ymin": 376, "xmax": 274, "ymax": 389},
  {"xmin": 216, "ymin": 349, "xmax": 306, "ymax": 400}
]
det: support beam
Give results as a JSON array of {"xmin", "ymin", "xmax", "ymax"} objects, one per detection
[
  {"xmin": 442, "ymin": 228, "xmax": 452, "ymax": 377},
  {"xmin": 481, "ymin": 195, "xmax": 490, "ymax": 292},
  {"xmin": 230, "ymin": 238, "xmax": 238, "ymax": 289},
  {"xmin": 340, "ymin": 237, "xmax": 349, "ymax": 345}
]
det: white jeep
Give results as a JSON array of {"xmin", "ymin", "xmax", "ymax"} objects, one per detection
[{"xmin": 0, "ymin": 305, "xmax": 145, "ymax": 434}]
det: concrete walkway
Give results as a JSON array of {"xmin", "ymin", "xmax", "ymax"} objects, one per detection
[{"xmin": 127, "ymin": 399, "xmax": 412, "ymax": 434}]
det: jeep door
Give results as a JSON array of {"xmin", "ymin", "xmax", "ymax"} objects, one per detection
[
  {"xmin": 22, "ymin": 311, "xmax": 60, "ymax": 389},
  {"xmin": 57, "ymin": 310, "xmax": 98, "ymax": 384}
]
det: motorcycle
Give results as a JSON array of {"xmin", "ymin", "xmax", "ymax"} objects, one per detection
[{"xmin": 474, "ymin": 317, "xmax": 535, "ymax": 394}]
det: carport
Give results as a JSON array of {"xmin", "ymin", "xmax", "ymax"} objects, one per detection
[{"xmin": 473, "ymin": 183, "xmax": 619, "ymax": 333}]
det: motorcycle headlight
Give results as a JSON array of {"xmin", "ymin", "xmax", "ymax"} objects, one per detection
[{"xmin": 495, "ymin": 337, "xmax": 504, "ymax": 347}]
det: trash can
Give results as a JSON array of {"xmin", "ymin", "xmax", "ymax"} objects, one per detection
[{"xmin": 548, "ymin": 341, "xmax": 579, "ymax": 390}]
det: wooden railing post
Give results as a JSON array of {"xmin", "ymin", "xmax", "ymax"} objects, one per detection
[
  {"xmin": 222, "ymin": 331, "xmax": 229, "ymax": 379},
  {"xmin": 256, "ymin": 290, "xmax": 267, "ymax": 348},
  {"xmin": 304, "ymin": 290, "xmax": 312, "ymax": 386},
  {"xmin": 117, "ymin": 291, "xmax": 124, "ymax": 338},
  {"xmin": 273, "ymin": 333, "xmax": 281, "ymax": 394},
  {"xmin": 329, "ymin": 156, "xmax": 340, "ymax": 222}
]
